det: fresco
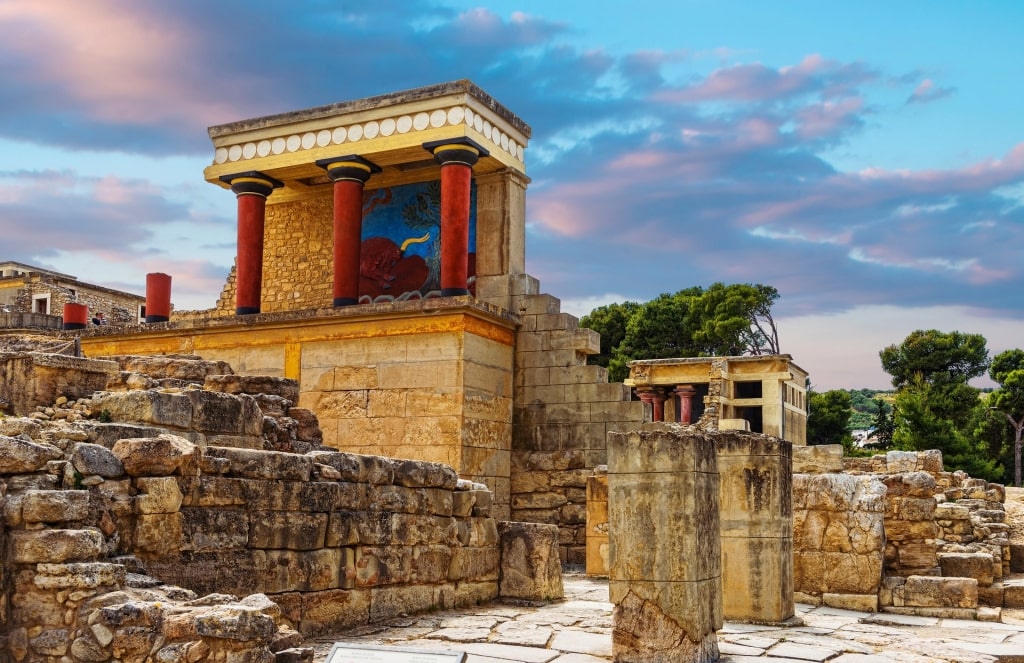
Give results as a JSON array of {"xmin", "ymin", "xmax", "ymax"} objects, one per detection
[{"xmin": 358, "ymin": 180, "xmax": 476, "ymax": 303}]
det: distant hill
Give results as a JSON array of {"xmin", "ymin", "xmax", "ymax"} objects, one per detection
[{"xmin": 846, "ymin": 389, "xmax": 894, "ymax": 431}]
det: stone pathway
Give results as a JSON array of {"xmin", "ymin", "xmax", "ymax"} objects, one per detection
[{"xmin": 311, "ymin": 576, "xmax": 1024, "ymax": 662}]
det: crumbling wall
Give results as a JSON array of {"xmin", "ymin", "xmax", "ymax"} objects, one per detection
[{"xmin": 0, "ymin": 348, "xmax": 505, "ymax": 661}]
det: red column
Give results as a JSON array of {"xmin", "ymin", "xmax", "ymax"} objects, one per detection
[
  {"xmin": 62, "ymin": 303, "xmax": 88, "ymax": 330},
  {"xmin": 637, "ymin": 387, "xmax": 668, "ymax": 422},
  {"xmin": 145, "ymin": 272, "xmax": 172, "ymax": 323},
  {"xmin": 219, "ymin": 172, "xmax": 281, "ymax": 315},
  {"xmin": 316, "ymin": 156, "xmax": 381, "ymax": 306},
  {"xmin": 674, "ymin": 384, "xmax": 698, "ymax": 424},
  {"xmin": 423, "ymin": 138, "xmax": 489, "ymax": 296}
]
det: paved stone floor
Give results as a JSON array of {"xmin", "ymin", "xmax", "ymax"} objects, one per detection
[{"xmin": 311, "ymin": 575, "xmax": 1024, "ymax": 662}]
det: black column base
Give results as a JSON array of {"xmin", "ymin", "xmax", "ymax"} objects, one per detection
[
  {"xmin": 333, "ymin": 297, "xmax": 359, "ymax": 307},
  {"xmin": 441, "ymin": 288, "xmax": 470, "ymax": 297},
  {"xmin": 145, "ymin": 315, "xmax": 169, "ymax": 324},
  {"xmin": 236, "ymin": 306, "xmax": 260, "ymax": 315},
  {"xmin": 63, "ymin": 322, "xmax": 86, "ymax": 330}
]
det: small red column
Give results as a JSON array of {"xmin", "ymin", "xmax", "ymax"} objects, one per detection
[
  {"xmin": 637, "ymin": 387, "xmax": 668, "ymax": 422},
  {"xmin": 674, "ymin": 384, "xmax": 698, "ymax": 424},
  {"xmin": 423, "ymin": 138, "xmax": 489, "ymax": 296},
  {"xmin": 220, "ymin": 171, "xmax": 282, "ymax": 315},
  {"xmin": 315, "ymin": 156, "xmax": 381, "ymax": 306},
  {"xmin": 62, "ymin": 302, "xmax": 88, "ymax": 330},
  {"xmin": 145, "ymin": 272, "xmax": 172, "ymax": 323}
]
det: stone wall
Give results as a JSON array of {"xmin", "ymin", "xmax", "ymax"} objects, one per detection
[
  {"xmin": 0, "ymin": 348, "xmax": 509, "ymax": 661},
  {"xmin": 792, "ymin": 473, "xmax": 886, "ymax": 611},
  {"xmin": 510, "ymin": 292, "xmax": 641, "ymax": 567},
  {"xmin": 7, "ymin": 275, "xmax": 145, "ymax": 324}
]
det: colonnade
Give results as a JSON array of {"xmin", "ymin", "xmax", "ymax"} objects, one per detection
[
  {"xmin": 218, "ymin": 138, "xmax": 487, "ymax": 315},
  {"xmin": 637, "ymin": 384, "xmax": 699, "ymax": 423}
]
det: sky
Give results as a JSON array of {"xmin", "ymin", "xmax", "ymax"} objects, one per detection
[{"xmin": 0, "ymin": 0, "xmax": 1021, "ymax": 390}]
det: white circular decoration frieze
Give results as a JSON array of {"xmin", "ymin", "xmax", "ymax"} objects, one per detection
[
  {"xmin": 271, "ymin": 137, "xmax": 286, "ymax": 154},
  {"xmin": 332, "ymin": 127, "xmax": 347, "ymax": 144},
  {"xmin": 214, "ymin": 147, "xmax": 228, "ymax": 164},
  {"xmin": 501, "ymin": 133, "xmax": 509, "ymax": 150},
  {"xmin": 348, "ymin": 124, "xmax": 362, "ymax": 141},
  {"xmin": 509, "ymin": 139, "xmax": 517, "ymax": 156},
  {"xmin": 286, "ymin": 135, "xmax": 301, "ymax": 152},
  {"xmin": 316, "ymin": 130, "xmax": 332, "ymax": 147},
  {"xmin": 228, "ymin": 145, "xmax": 242, "ymax": 161},
  {"xmin": 380, "ymin": 118, "xmax": 396, "ymax": 136},
  {"xmin": 397, "ymin": 115, "xmax": 413, "ymax": 133},
  {"xmin": 364, "ymin": 121, "xmax": 379, "ymax": 139},
  {"xmin": 430, "ymin": 109, "xmax": 447, "ymax": 128},
  {"xmin": 474, "ymin": 115, "xmax": 483, "ymax": 132},
  {"xmin": 517, "ymin": 145, "xmax": 524, "ymax": 160},
  {"xmin": 257, "ymin": 140, "xmax": 271, "ymax": 157},
  {"xmin": 301, "ymin": 132, "xmax": 316, "ymax": 149},
  {"xmin": 413, "ymin": 112, "xmax": 430, "ymax": 131},
  {"xmin": 242, "ymin": 142, "xmax": 257, "ymax": 159},
  {"xmin": 464, "ymin": 108, "xmax": 475, "ymax": 126}
]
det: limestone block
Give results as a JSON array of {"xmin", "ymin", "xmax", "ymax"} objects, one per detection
[
  {"xmin": 317, "ymin": 390, "xmax": 368, "ymax": 419},
  {"xmin": 135, "ymin": 476, "xmax": 183, "ymax": 514},
  {"xmin": 96, "ymin": 389, "xmax": 193, "ymax": 428},
  {"xmin": 368, "ymin": 584, "xmax": 438, "ymax": 622},
  {"xmin": 897, "ymin": 542, "xmax": 938, "ymax": 570},
  {"xmin": 886, "ymin": 496, "xmax": 936, "ymax": 521},
  {"xmin": 390, "ymin": 513, "xmax": 458, "ymax": 546},
  {"xmin": 134, "ymin": 512, "xmax": 183, "ymax": 555},
  {"xmin": 72, "ymin": 442, "xmax": 125, "ymax": 478},
  {"xmin": 497, "ymin": 521, "xmax": 564, "ymax": 600},
  {"xmin": 457, "ymin": 518, "xmax": 500, "ymax": 547},
  {"xmin": 822, "ymin": 593, "xmax": 878, "ymax": 612},
  {"xmin": 299, "ymin": 589, "xmax": 370, "ymax": 636},
  {"xmin": 721, "ymin": 536, "xmax": 793, "ymax": 622},
  {"xmin": 612, "ymin": 583, "xmax": 721, "ymax": 663},
  {"xmin": 181, "ymin": 507, "xmax": 249, "ymax": 551},
  {"xmin": 903, "ymin": 575, "xmax": 978, "ymax": 608},
  {"xmin": 11, "ymin": 529, "xmax": 105, "ymax": 563},
  {"xmin": 391, "ymin": 458, "xmax": 459, "ymax": 489},
  {"xmin": 792, "ymin": 444, "xmax": 844, "ymax": 474},
  {"xmin": 205, "ymin": 447, "xmax": 313, "ymax": 481},
  {"xmin": 883, "ymin": 472, "xmax": 937, "ymax": 498},
  {"xmin": 204, "ymin": 374, "xmax": 299, "ymax": 403},
  {"xmin": 449, "ymin": 546, "xmax": 500, "ymax": 582},
  {"xmin": 262, "ymin": 549, "xmax": 345, "ymax": 593},
  {"xmin": 935, "ymin": 502, "xmax": 971, "ymax": 520},
  {"xmin": 937, "ymin": 552, "xmax": 995, "ymax": 586},
  {"xmin": 33, "ymin": 562, "xmax": 125, "ymax": 590},
  {"xmin": 250, "ymin": 511, "xmax": 328, "ymax": 550},
  {"xmin": 307, "ymin": 451, "xmax": 394, "ymax": 484},
  {"xmin": 355, "ymin": 546, "xmax": 413, "ymax": 587},
  {"xmin": 453, "ymin": 490, "xmax": 476, "ymax": 517},
  {"xmin": 112, "ymin": 434, "xmax": 197, "ymax": 476},
  {"xmin": 412, "ymin": 544, "xmax": 455, "ymax": 584},
  {"xmin": 188, "ymin": 389, "xmax": 264, "ymax": 436},
  {"xmin": 0, "ymin": 434, "xmax": 62, "ymax": 474},
  {"xmin": 21, "ymin": 489, "xmax": 90, "ymax": 523},
  {"xmin": 794, "ymin": 550, "xmax": 883, "ymax": 596}
]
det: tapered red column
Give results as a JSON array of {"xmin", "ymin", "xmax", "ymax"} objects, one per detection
[
  {"xmin": 145, "ymin": 272, "xmax": 172, "ymax": 323},
  {"xmin": 423, "ymin": 138, "xmax": 489, "ymax": 296},
  {"xmin": 220, "ymin": 172, "xmax": 281, "ymax": 315},
  {"xmin": 637, "ymin": 387, "xmax": 668, "ymax": 422},
  {"xmin": 316, "ymin": 156, "xmax": 381, "ymax": 306},
  {"xmin": 675, "ymin": 384, "xmax": 698, "ymax": 424}
]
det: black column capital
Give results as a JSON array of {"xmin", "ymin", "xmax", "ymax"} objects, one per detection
[
  {"xmin": 423, "ymin": 137, "xmax": 490, "ymax": 167},
  {"xmin": 219, "ymin": 171, "xmax": 284, "ymax": 197}
]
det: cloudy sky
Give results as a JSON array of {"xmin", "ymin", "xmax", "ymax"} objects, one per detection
[{"xmin": 1, "ymin": 0, "xmax": 1021, "ymax": 389}]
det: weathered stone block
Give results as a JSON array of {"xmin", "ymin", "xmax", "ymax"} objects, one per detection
[
  {"xmin": 11, "ymin": 529, "xmax": 104, "ymax": 563},
  {"xmin": 903, "ymin": 575, "xmax": 978, "ymax": 608},
  {"xmin": 205, "ymin": 447, "xmax": 313, "ymax": 481},
  {"xmin": 112, "ymin": 434, "xmax": 196, "ymax": 476},
  {"xmin": 188, "ymin": 389, "xmax": 264, "ymax": 435},
  {"xmin": 134, "ymin": 512, "xmax": 183, "ymax": 555},
  {"xmin": 0, "ymin": 434, "xmax": 63, "ymax": 474},
  {"xmin": 135, "ymin": 476, "xmax": 183, "ymax": 514},
  {"xmin": 21, "ymin": 489, "xmax": 90, "ymax": 523},
  {"xmin": 497, "ymin": 521, "xmax": 563, "ymax": 601},
  {"xmin": 181, "ymin": 507, "xmax": 250, "ymax": 551},
  {"xmin": 72, "ymin": 442, "xmax": 124, "ymax": 478},
  {"xmin": 792, "ymin": 444, "xmax": 844, "ymax": 474},
  {"xmin": 937, "ymin": 552, "xmax": 995, "ymax": 587},
  {"xmin": 250, "ymin": 511, "xmax": 328, "ymax": 550}
]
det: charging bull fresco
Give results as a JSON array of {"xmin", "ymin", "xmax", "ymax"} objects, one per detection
[{"xmin": 358, "ymin": 180, "xmax": 476, "ymax": 303}]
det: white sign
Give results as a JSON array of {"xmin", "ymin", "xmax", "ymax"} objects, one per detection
[{"xmin": 325, "ymin": 643, "xmax": 466, "ymax": 663}]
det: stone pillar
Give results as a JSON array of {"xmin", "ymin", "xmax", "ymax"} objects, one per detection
[
  {"xmin": 145, "ymin": 272, "xmax": 172, "ymax": 323},
  {"xmin": 220, "ymin": 171, "xmax": 282, "ymax": 315},
  {"xmin": 316, "ymin": 155, "xmax": 381, "ymax": 306},
  {"xmin": 608, "ymin": 426, "xmax": 721, "ymax": 663},
  {"xmin": 675, "ymin": 384, "xmax": 698, "ymax": 424},
  {"xmin": 717, "ymin": 431, "xmax": 794, "ymax": 623},
  {"xmin": 423, "ymin": 138, "xmax": 489, "ymax": 296}
]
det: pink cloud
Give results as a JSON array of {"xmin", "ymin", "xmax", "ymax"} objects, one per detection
[
  {"xmin": 0, "ymin": 0, "xmax": 242, "ymax": 127},
  {"xmin": 907, "ymin": 78, "xmax": 955, "ymax": 104}
]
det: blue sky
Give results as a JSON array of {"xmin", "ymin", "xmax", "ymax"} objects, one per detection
[{"xmin": 1, "ymin": 0, "xmax": 1021, "ymax": 389}]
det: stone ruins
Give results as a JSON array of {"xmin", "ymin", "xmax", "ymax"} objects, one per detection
[{"xmin": 1, "ymin": 81, "xmax": 1022, "ymax": 662}]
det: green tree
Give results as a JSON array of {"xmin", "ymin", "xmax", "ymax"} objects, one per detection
[
  {"xmin": 870, "ymin": 398, "xmax": 894, "ymax": 450},
  {"xmin": 807, "ymin": 389, "xmax": 852, "ymax": 446},
  {"xmin": 691, "ymin": 283, "xmax": 780, "ymax": 356},
  {"xmin": 988, "ymin": 349, "xmax": 1024, "ymax": 486},
  {"xmin": 579, "ymin": 300, "xmax": 641, "ymax": 371},
  {"xmin": 880, "ymin": 330, "xmax": 989, "ymax": 428}
]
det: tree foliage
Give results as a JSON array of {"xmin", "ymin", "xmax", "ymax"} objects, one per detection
[
  {"xmin": 870, "ymin": 398, "xmax": 894, "ymax": 450},
  {"xmin": 807, "ymin": 389, "xmax": 852, "ymax": 446},
  {"xmin": 580, "ymin": 283, "xmax": 780, "ymax": 382},
  {"xmin": 987, "ymin": 349, "xmax": 1024, "ymax": 486}
]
